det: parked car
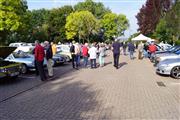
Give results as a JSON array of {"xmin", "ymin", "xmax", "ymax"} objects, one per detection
[
  {"xmin": 150, "ymin": 46, "xmax": 180, "ymax": 62},
  {"xmin": 158, "ymin": 43, "xmax": 172, "ymax": 51},
  {"xmin": 52, "ymin": 54, "xmax": 66, "ymax": 65},
  {"xmin": 54, "ymin": 53, "xmax": 70, "ymax": 62},
  {"xmin": 6, "ymin": 52, "xmax": 38, "ymax": 74},
  {"xmin": 154, "ymin": 49, "xmax": 180, "ymax": 66},
  {"xmin": 56, "ymin": 44, "xmax": 72, "ymax": 59},
  {"xmin": 156, "ymin": 58, "xmax": 180, "ymax": 79},
  {"xmin": 6, "ymin": 51, "xmax": 66, "ymax": 74},
  {"xmin": 0, "ymin": 47, "xmax": 22, "ymax": 79},
  {"xmin": 9, "ymin": 42, "xmax": 34, "ymax": 53}
]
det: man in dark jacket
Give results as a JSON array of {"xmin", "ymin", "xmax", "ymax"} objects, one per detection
[
  {"xmin": 70, "ymin": 41, "xmax": 76, "ymax": 68},
  {"xmin": 128, "ymin": 42, "xmax": 135, "ymax": 60},
  {"xmin": 44, "ymin": 41, "xmax": 53, "ymax": 77},
  {"xmin": 34, "ymin": 40, "xmax": 46, "ymax": 81},
  {"xmin": 112, "ymin": 39, "xmax": 122, "ymax": 69}
]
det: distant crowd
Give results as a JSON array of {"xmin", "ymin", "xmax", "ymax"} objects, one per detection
[{"xmin": 33, "ymin": 39, "xmax": 158, "ymax": 81}]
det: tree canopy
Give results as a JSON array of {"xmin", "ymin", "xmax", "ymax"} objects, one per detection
[
  {"xmin": 153, "ymin": 1, "xmax": 179, "ymax": 44},
  {"xmin": 136, "ymin": 0, "xmax": 172, "ymax": 35},
  {"xmin": 74, "ymin": 0, "xmax": 111, "ymax": 19},
  {"xmin": 101, "ymin": 13, "xmax": 129, "ymax": 42},
  {"xmin": 65, "ymin": 11, "xmax": 100, "ymax": 43},
  {"xmin": 0, "ymin": 0, "xmax": 130, "ymax": 45},
  {"xmin": 48, "ymin": 6, "xmax": 74, "ymax": 42},
  {"xmin": 0, "ymin": 0, "xmax": 28, "ymax": 44}
]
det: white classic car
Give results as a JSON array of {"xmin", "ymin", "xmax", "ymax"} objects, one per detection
[{"xmin": 9, "ymin": 42, "xmax": 34, "ymax": 53}]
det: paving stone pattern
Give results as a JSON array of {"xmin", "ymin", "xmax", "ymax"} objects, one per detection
[{"xmin": 0, "ymin": 51, "xmax": 179, "ymax": 120}]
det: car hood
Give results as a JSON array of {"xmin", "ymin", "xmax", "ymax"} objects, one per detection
[
  {"xmin": 157, "ymin": 53, "xmax": 177, "ymax": 57},
  {"xmin": 0, "ymin": 47, "xmax": 17, "ymax": 59},
  {"xmin": 15, "ymin": 57, "xmax": 34, "ymax": 62},
  {"xmin": 160, "ymin": 58, "xmax": 180, "ymax": 65},
  {"xmin": 160, "ymin": 54, "xmax": 180, "ymax": 60}
]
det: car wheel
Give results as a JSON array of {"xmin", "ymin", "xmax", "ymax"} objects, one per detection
[
  {"xmin": 21, "ymin": 64, "xmax": 28, "ymax": 74},
  {"xmin": 171, "ymin": 66, "xmax": 180, "ymax": 79}
]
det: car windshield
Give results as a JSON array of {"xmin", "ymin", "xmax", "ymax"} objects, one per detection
[
  {"xmin": 13, "ymin": 51, "xmax": 31, "ymax": 58},
  {"xmin": 167, "ymin": 46, "xmax": 177, "ymax": 51},
  {"xmin": 58, "ymin": 46, "xmax": 70, "ymax": 52},
  {"xmin": 175, "ymin": 49, "xmax": 180, "ymax": 55},
  {"xmin": 172, "ymin": 47, "xmax": 180, "ymax": 53},
  {"xmin": 168, "ymin": 46, "xmax": 179, "ymax": 51}
]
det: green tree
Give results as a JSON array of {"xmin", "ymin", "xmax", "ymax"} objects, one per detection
[
  {"xmin": 65, "ymin": 11, "xmax": 100, "ymax": 43},
  {"xmin": 48, "ymin": 5, "xmax": 73, "ymax": 43},
  {"xmin": 165, "ymin": 1, "xmax": 180, "ymax": 43},
  {"xmin": 0, "ymin": 0, "xmax": 28, "ymax": 45},
  {"xmin": 153, "ymin": 19, "xmax": 172, "ymax": 44},
  {"xmin": 101, "ymin": 13, "xmax": 129, "ymax": 42},
  {"xmin": 74, "ymin": 0, "xmax": 111, "ymax": 19},
  {"xmin": 153, "ymin": 1, "xmax": 179, "ymax": 44},
  {"xmin": 30, "ymin": 9, "xmax": 50, "ymax": 28}
]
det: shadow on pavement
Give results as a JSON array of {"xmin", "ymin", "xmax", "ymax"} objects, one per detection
[
  {"xmin": 156, "ymin": 72, "xmax": 170, "ymax": 78},
  {"xmin": 0, "ymin": 77, "xmax": 24, "ymax": 85},
  {"xmin": 119, "ymin": 62, "xmax": 128, "ymax": 68},
  {"xmin": 104, "ymin": 62, "xmax": 112, "ymax": 66},
  {"xmin": 43, "ymin": 80, "xmax": 112, "ymax": 119}
]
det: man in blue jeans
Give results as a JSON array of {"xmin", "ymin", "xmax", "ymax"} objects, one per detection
[
  {"xmin": 112, "ymin": 39, "xmax": 122, "ymax": 69},
  {"xmin": 128, "ymin": 42, "xmax": 135, "ymax": 60}
]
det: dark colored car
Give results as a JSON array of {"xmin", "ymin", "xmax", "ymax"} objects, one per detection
[{"xmin": 0, "ymin": 47, "xmax": 22, "ymax": 79}]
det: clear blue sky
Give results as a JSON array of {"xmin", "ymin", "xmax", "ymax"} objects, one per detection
[{"xmin": 27, "ymin": 0, "xmax": 146, "ymax": 37}]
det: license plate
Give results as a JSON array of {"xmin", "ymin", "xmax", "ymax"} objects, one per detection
[{"xmin": 10, "ymin": 72, "xmax": 19, "ymax": 77}]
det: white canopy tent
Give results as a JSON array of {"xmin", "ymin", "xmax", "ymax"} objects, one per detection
[{"xmin": 132, "ymin": 34, "xmax": 151, "ymax": 41}]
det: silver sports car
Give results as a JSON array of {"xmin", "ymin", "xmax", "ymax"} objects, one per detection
[
  {"xmin": 154, "ymin": 49, "xmax": 180, "ymax": 66},
  {"xmin": 156, "ymin": 58, "xmax": 180, "ymax": 79}
]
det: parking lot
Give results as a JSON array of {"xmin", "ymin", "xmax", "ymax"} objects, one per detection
[{"xmin": 0, "ymin": 51, "xmax": 180, "ymax": 119}]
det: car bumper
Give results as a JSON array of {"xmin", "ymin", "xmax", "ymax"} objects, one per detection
[
  {"xmin": 156, "ymin": 66, "xmax": 171, "ymax": 75},
  {"xmin": 0, "ymin": 71, "xmax": 20, "ymax": 79},
  {"xmin": 55, "ymin": 59, "xmax": 66, "ymax": 64}
]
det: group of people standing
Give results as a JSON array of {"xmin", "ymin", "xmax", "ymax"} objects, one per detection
[
  {"xmin": 33, "ymin": 39, "xmax": 157, "ymax": 81},
  {"xmin": 70, "ymin": 42, "xmax": 106, "ymax": 69},
  {"xmin": 33, "ymin": 40, "xmax": 57, "ymax": 81},
  {"xmin": 69, "ymin": 39, "xmax": 139, "ymax": 70}
]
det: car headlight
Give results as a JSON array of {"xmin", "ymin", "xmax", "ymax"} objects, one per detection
[
  {"xmin": 0, "ymin": 68, "xmax": 7, "ymax": 73},
  {"xmin": 156, "ymin": 57, "xmax": 161, "ymax": 62},
  {"xmin": 160, "ymin": 64, "xmax": 169, "ymax": 67}
]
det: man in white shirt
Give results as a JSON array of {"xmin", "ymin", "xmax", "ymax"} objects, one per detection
[
  {"xmin": 74, "ymin": 43, "xmax": 81, "ymax": 69},
  {"xmin": 88, "ymin": 43, "xmax": 97, "ymax": 68}
]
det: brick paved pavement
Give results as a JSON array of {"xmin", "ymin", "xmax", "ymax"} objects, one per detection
[{"xmin": 0, "ymin": 51, "xmax": 179, "ymax": 120}]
